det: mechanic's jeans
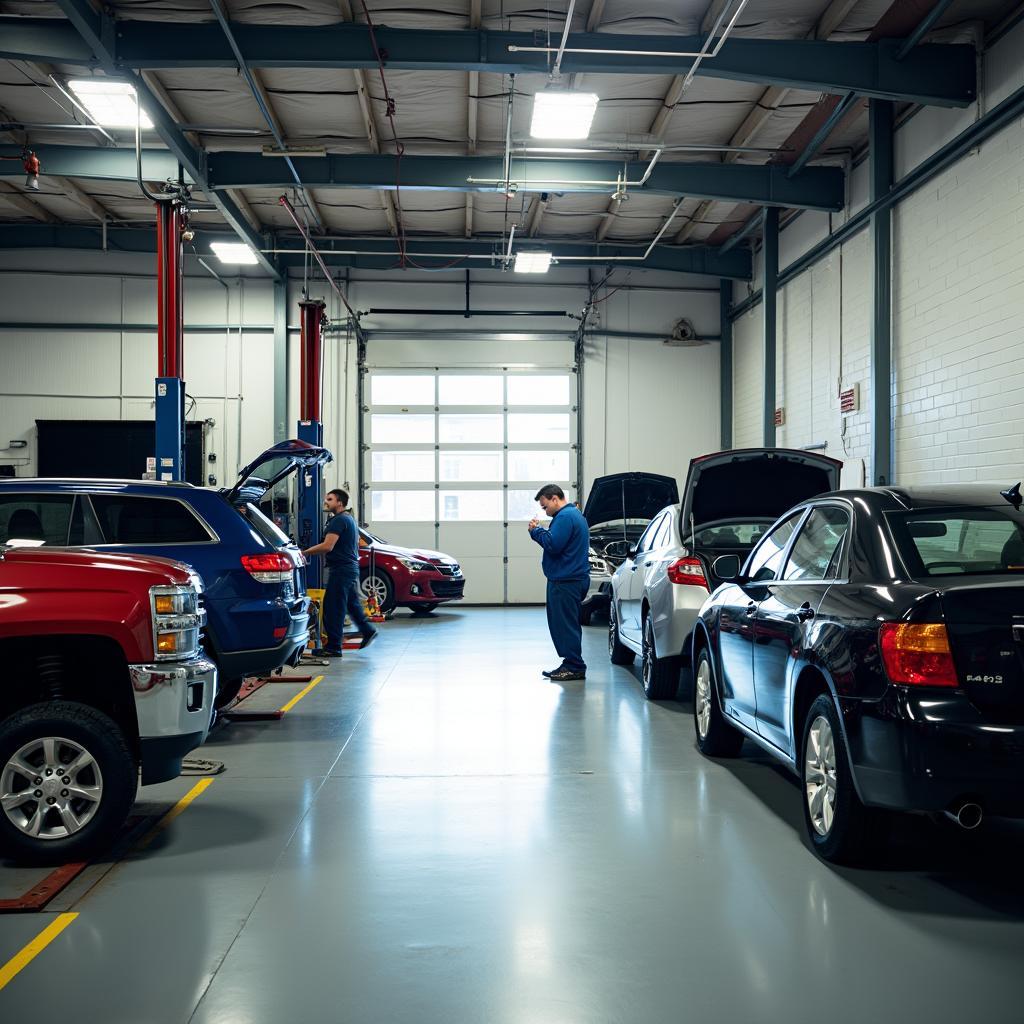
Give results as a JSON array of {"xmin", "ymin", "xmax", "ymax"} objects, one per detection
[
  {"xmin": 545, "ymin": 577, "xmax": 590, "ymax": 672},
  {"xmin": 323, "ymin": 570, "xmax": 374, "ymax": 651}
]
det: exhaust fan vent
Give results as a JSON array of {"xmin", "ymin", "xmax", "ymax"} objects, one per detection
[{"xmin": 663, "ymin": 318, "xmax": 705, "ymax": 347}]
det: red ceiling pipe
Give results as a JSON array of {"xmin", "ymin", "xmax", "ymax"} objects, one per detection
[
  {"xmin": 156, "ymin": 199, "xmax": 185, "ymax": 379},
  {"xmin": 299, "ymin": 299, "xmax": 326, "ymax": 422}
]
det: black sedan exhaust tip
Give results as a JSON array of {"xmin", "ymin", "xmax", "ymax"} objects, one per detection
[{"xmin": 944, "ymin": 801, "xmax": 984, "ymax": 830}]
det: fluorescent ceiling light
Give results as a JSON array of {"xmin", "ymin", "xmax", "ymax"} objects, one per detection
[
  {"xmin": 514, "ymin": 251, "xmax": 553, "ymax": 274},
  {"xmin": 530, "ymin": 90, "xmax": 599, "ymax": 140},
  {"xmin": 68, "ymin": 79, "xmax": 152, "ymax": 129},
  {"xmin": 211, "ymin": 242, "xmax": 259, "ymax": 265}
]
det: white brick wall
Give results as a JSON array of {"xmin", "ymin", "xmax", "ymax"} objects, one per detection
[{"xmin": 893, "ymin": 121, "xmax": 1024, "ymax": 485}]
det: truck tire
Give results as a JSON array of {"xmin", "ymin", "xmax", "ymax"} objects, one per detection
[{"xmin": 0, "ymin": 702, "xmax": 136, "ymax": 865}]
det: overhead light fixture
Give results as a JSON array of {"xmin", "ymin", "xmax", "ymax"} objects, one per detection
[
  {"xmin": 530, "ymin": 90, "xmax": 599, "ymax": 140},
  {"xmin": 514, "ymin": 251, "xmax": 553, "ymax": 274},
  {"xmin": 211, "ymin": 242, "xmax": 259, "ymax": 265},
  {"xmin": 68, "ymin": 79, "xmax": 152, "ymax": 129}
]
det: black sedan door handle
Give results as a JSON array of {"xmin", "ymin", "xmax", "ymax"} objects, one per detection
[
  {"xmin": 746, "ymin": 601, "xmax": 757, "ymax": 614},
  {"xmin": 644, "ymin": 561, "xmax": 653, "ymax": 567},
  {"xmin": 797, "ymin": 603, "xmax": 815, "ymax": 621}
]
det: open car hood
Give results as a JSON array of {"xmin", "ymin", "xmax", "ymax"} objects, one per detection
[
  {"xmin": 583, "ymin": 472, "xmax": 679, "ymax": 528},
  {"xmin": 225, "ymin": 439, "xmax": 333, "ymax": 505},
  {"xmin": 680, "ymin": 448, "xmax": 842, "ymax": 530}
]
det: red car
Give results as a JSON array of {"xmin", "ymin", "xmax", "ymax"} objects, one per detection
[{"xmin": 358, "ymin": 528, "xmax": 466, "ymax": 615}]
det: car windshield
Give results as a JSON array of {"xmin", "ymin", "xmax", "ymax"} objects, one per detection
[
  {"xmin": 889, "ymin": 506, "xmax": 1024, "ymax": 577},
  {"xmin": 360, "ymin": 527, "xmax": 386, "ymax": 545},
  {"xmin": 691, "ymin": 520, "xmax": 774, "ymax": 549}
]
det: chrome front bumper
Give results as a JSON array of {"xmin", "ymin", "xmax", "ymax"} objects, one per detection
[{"xmin": 130, "ymin": 656, "xmax": 217, "ymax": 745}]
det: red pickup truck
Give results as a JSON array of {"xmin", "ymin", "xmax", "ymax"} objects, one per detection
[{"xmin": 0, "ymin": 544, "xmax": 216, "ymax": 862}]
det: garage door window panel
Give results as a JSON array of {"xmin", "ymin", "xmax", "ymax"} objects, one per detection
[
  {"xmin": 507, "ymin": 376, "xmax": 570, "ymax": 406},
  {"xmin": 507, "ymin": 451, "xmax": 571, "ymax": 482},
  {"xmin": 371, "ymin": 490, "xmax": 436, "ymax": 522},
  {"xmin": 440, "ymin": 452, "xmax": 504, "ymax": 483},
  {"xmin": 439, "ymin": 490, "xmax": 504, "ymax": 522},
  {"xmin": 371, "ymin": 415, "xmax": 436, "ymax": 445},
  {"xmin": 372, "ymin": 451, "xmax": 436, "ymax": 483},
  {"xmin": 370, "ymin": 375, "xmax": 435, "ymax": 405},
  {"xmin": 507, "ymin": 414, "xmax": 570, "ymax": 444},
  {"xmin": 439, "ymin": 414, "xmax": 504, "ymax": 444},
  {"xmin": 439, "ymin": 376, "xmax": 503, "ymax": 405}
]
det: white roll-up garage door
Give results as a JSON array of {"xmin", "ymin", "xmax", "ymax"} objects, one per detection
[{"xmin": 364, "ymin": 368, "xmax": 578, "ymax": 604}]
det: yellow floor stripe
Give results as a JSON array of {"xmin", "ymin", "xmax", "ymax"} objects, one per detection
[
  {"xmin": 135, "ymin": 777, "xmax": 214, "ymax": 850},
  {"xmin": 0, "ymin": 912, "xmax": 77, "ymax": 990},
  {"xmin": 279, "ymin": 674, "xmax": 325, "ymax": 714}
]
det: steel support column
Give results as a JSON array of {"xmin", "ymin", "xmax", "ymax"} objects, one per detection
[
  {"xmin": 870, "ymin": 99, "xmax": 894, "ymax": 485},
  {"xmin": 720, "ymin": 279, "xmax": 733, "ymax": 450},
  {"xmin": 297, "ymin": 299, "xmax": 326, "ymax": 588},
  {"xmin": 155, "ymin": 198, "xmax": 186, "ymax": 481},
  {"xmin": 273, "ymin": 280, "xmax": 287, "ymax": 443},
  {"xmin": 762, "ymin": 206, "xmax": 779, "ymax": 447}
]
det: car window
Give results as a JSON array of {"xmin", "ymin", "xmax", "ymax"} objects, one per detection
[
  {"xmin": 650, "ymin": 513, "xmax": 672, "ymax": 550},
  {"xmin": 746, "ymin": 511, "xmax": 804, "ymax": 583},
  {"xmin": 635, "ymin": 514, "xmax": 664, "ymax": 555},
  {"xmin": 90, "ymin": 495, "xmax": 211, "ymax": 544},
  {"xmin": 0, "ymin": 494, "xmax": 74, "ymax": 545},
  {"xmin": 783, "ymin": 507, "xmax": 851, "ymax": 581},
  {"xmin": 239, "ymin": 502, "xmax": 290, "ymax": 547},
  {"xmin": 890, "ymin": 507, "xmax": 1024, "ymax": 577},
  {"xmin": 692, "ymin": 521, "xmax": 772, "ymax": 549}
]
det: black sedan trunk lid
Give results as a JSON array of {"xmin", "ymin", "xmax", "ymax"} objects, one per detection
[{"xmin": 942, "ymin": 579, "xmax": 1024, "ymax": 721}]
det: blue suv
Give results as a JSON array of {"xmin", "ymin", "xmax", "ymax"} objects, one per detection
[{"xmin": 0, "ymin": 440, "xmax": 331, "ymax": 708}]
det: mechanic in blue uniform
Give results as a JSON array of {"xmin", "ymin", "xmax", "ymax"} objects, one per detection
[
  {"xmin": 528, "ymin": 484, "xmax": 591, "ymax": 681},
  {"xmin": 303, "ymin": 488, "xmax": 377, "ymax": 657}
]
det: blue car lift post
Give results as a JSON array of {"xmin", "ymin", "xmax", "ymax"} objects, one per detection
[{"xmin": 154, "ymin": 195, "xmax": 187, "ymax": 482}]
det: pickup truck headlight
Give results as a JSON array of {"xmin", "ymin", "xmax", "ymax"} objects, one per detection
[{"xmin": 150, "ymin": 584, "xmax": 203, "ymax": 662}]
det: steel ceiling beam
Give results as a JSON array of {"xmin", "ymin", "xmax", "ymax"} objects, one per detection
[
  {"xmin": 0, "ymin": 144, "xmax": 846, "ymax": 210},
  {"xmin": 0, "ymin": 19, "xmax": 976, "ymax": 107},
  {"xmin": 50, "ymin": 0, "xmax": 280, "ymax": 279},
  {"xmin": 0, "ymin": 224, "xmax": 753, "ymax": 279}
]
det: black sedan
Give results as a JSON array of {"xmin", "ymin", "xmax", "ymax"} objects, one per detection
[{"xmin": 691, "ymin": 484, "xmax": 1024, "ymax": 864}]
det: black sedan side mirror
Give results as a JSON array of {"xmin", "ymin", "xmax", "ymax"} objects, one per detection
[
  {"xmin": 627, "ymin": 546, "xmax": 638, "ymax": 559},
  {"xmin": 712, "ymin": 554, "xmax": 743, "ymax": 580}
]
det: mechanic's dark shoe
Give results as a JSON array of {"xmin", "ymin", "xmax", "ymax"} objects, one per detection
[
  {"xmin": 542, "ymin": 665, "xmax": 566, "ymax": 678},
  {"xmin": 549, "ymin": 668, "xmax": 586, "ymax": 681},
  {"xmin": 312, "ymin": 647, "xmax": 343, "ymax": 658},
  {"xmin": 360, "ymin": 630, "xmax": 378, "ymax": 649}
]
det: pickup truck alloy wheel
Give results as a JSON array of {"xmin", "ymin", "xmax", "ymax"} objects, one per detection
[
  {"xmin": 0, "ymin": 702, "xmax": 136, "ymax": 864},
  {"xmin": 804, "ymin": 715, "xmax": 837, "ymax": 837},
  {"xmin": 1, "ymin": 735, "xmax": 103, "ymax": 840}
]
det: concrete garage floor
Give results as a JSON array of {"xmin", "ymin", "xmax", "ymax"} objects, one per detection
[{"xmin": 2, "ymin": 606, "xmax": 1024, "ymax": 1023}]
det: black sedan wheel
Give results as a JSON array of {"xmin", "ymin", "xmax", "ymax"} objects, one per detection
[
  {"xmin": 0, "ymin": 702, "xmax": 136, "ymax": 864},
  {"xmin": 608, "ymin": 602, "xmax": 635, "ymax": 666},
  {"xmin": 801, "ymin": 693, "xmax": 877, "ymax": 864},
  {"xmin": 693, "ymin": 647, "xmax": 743, "ymax": 757},
  {"xmin": 641, "ymin": 617, "xmax": 679, "ymax": 700}
]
